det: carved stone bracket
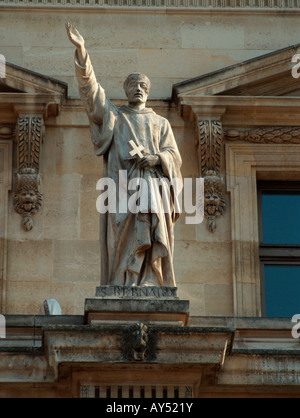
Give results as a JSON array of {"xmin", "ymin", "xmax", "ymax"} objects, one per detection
[
  {"xmin": 14, "ymin": 115, "xmax": 44, "ymax": 231},
  {"xmin": 122, "ymin": 322, "xmax": 156, "ymax": 362},
  {"xmin": 196, "ymin": 119, "xmax": 226, "ymax": 233}
]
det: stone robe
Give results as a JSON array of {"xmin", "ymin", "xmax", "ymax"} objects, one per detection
[{"xmin": 75, "ymin": 53, "xmax": 182, "ymax": 287}]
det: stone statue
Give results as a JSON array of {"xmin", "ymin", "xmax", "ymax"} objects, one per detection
[{"xmin": 66, "ymin": 23, "xmax": 182, "ymax": 287}]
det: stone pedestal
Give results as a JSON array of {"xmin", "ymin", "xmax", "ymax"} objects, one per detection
[{"xmin": 84, "ymin": 286, "xmax": 189, "ymax": 326}]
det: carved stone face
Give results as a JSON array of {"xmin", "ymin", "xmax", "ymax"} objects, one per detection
[
  {"xmin": 205, "ymin": 190, "xmax": 223, "ymax": 216},
  {"xmin": 14, "ymin": 188, "xmax": 42, "ymax": 214},
  {"xmin": 132, "ymin": 325, "xmax": 148, "ymax": 361},
  {"xmin": 204, "ymin": 174, "xmax": 226, "ymax": 221},
  {"xmin": 18, "ymin": 190, "xmax": 38, "ymax": 212}
]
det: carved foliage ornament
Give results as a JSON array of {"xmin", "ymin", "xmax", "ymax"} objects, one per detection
[
  {"xmin": 197, "ymin": 120, "xmax": 226, "ymax": 233},
  {"xmin": 224, "ymin": 126, "xmax": 300, "ymax": 144},
  {"xmin": 14, "ymin": 116, "xmax": 44, "ymax": 231},
  {"xmin": 198, "ymin": 120, "xmax": 222, "ymax": 177}
]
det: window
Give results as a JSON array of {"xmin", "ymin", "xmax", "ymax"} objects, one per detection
[{"xmin": 257, "ymin": 181, "xmax": 300, "ymax": 317}]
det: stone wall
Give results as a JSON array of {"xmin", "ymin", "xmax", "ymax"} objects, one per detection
[{"xmin": 1, "ymin": 8, "xmax": 300, "ymax": 99}]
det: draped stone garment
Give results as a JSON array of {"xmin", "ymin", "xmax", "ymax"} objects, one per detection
[{"xmin": 75, "ymin": 52, "xmax": 182, "ymax": 287}]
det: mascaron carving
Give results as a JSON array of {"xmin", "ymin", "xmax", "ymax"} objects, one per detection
[
  {"xmin": 14, "ymin": 168, "xmax": 42, "ymax": 231},
  {"xmin": 197, "ymin": 120, "xmax": 226, "ymax": 232},
  {"xmin": 204, "ymin": 170, "xmax": 226, "ymax": 233},
  {"xmin": 14, "ymin": 116, "xmax": 44, "ymax": 231},
  {"xmin": 122, "ymin": 322, "xmax": 156, "ymax": 362}
]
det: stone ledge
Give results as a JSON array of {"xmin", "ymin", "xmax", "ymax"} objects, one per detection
[
  {"xmin": 85, "ymin": 298, "xmax": 189, "ymax": 311},
  {"xmin": 2, "ymin": 320, "xmax": 300, "ymax": 387},
  {"xmin": 85, "ymin": 297, "xmax": 190, "ymax": 326},
  {"xmin": 42, "ymin": 324, "xmax": 233, "ymax": 367},
  {"xmin": 4, "ymin": 315, "xmax": 85, "ymax": 327},
  {"xmin": 188, "ymin": 316, "xmax": 296, "ymax": 329}
]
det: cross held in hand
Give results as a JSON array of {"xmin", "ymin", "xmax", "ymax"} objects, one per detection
[{"xmin": 128, "ymin": 140, "xmax": 144, "ymax": 159}]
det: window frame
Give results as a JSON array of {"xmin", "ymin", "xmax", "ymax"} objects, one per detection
[
  {"xmin": 0, "ymin": 140, "xmax": 13, "ymax": 313},
  {"xmin": 257, "ymin": 181, "xmax": 300, "ymax": 317},
  {"xmin": 225, "ymin": 143, "xmax": 300, "ymax": 317}
]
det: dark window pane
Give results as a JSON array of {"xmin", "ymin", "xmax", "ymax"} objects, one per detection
[
  {"xmin": 264, "ymin": 265, "xmax": 300, "ymax": 317},
  {"xmin": 261, "ymin": 193, "xmax": 300, "ymax": 244}
]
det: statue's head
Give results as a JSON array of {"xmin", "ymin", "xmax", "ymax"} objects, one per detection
[{"xmin": 123, "ymin": 73, "xmax": 151, "ymax": 106}]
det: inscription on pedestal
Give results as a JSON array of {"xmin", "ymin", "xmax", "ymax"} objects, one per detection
[{"xmin": 95, "ymin": 286, "xmax": 178, "ymax": 299}]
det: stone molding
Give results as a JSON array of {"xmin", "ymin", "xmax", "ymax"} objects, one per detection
[
  {"xmin": 224, "ymin": 126, "xmax": 300, "ymax": 144},
  {"xmin": 0, "ymin": 140, "xmax": 13, "ymax": 313},
  {"xmin": 84, "ymin": 296, "xmax": 190, "ymax": 326},
  {"xmin": 1, "ymin": 0, "xmax": 300, "ymax": 11},
  {"xmin": 0, "ymin": 126, "xmax": 15, "ymax": 141}
]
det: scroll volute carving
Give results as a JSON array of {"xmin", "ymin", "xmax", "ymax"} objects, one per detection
[
  {"xmin": 14, "ymin": 116, "xmax": 44, "ymax": 231},
  {"xmin": 196, "ymin": 119, "xmax": 226, "ymax": 233}
]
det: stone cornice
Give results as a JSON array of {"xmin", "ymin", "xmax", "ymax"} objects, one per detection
[
  {"xmin": 1, "ymin": 0, "xmax": 300, "ymax": 13},
  {"xmin": 177, "ymin": 96, "xmax": 300, "ymax": 127},
  {"xmin": 1, "ymin": 316, "xmax": 300, "ymax": 389}
]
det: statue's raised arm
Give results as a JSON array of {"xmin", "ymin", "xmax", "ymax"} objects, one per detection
[
  {"xmin": 65, "ymin": 22, "xmax": 110, "ymax": 136},
  {"xmin": 65, "ymin": 22, "xmax": 87, "ymax": 66}
]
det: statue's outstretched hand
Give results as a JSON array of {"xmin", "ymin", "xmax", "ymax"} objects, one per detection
[{"xmin": 65, "ymin": 22, "xmax": 85, "ymax": 49}]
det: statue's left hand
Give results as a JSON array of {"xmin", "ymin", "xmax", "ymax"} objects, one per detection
[{"xmin": 137, "ymin": 154, "xmax": 160, "ymax": 170}]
